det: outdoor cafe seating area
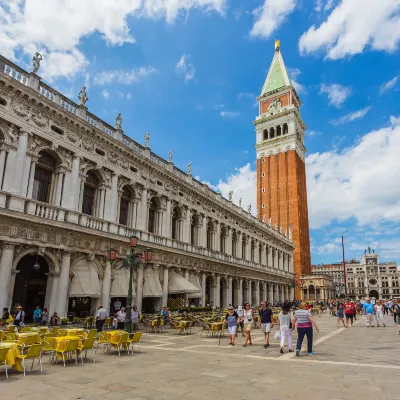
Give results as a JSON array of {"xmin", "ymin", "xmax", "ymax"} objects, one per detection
[{"xmin": 0, "ymin": 324, "xmax": 143, "ymax": 379}]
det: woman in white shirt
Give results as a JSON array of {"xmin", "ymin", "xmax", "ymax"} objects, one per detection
[
  {"xmin": 117, "ymin": 307, "xmax": 126, "ymax": 330},
  {"xmin": 277, "ymin": 305, "xmax": 293, "ymax": 354},
  {"xmin": 242, "ymin": 303, "xmax": 255, "ymax": 347}
]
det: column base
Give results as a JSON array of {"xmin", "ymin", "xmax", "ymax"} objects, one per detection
[{"xmin": 6, "ymin": 193, "xmax": 26, "ymax": 212}]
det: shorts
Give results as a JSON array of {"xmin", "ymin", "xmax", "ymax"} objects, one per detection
[
  {"xmin": 34, "ymin": 317, "xmax": 41, "ymax": 323},
  {"xmin": 228, "ymin": 326, "xmax": 237, "ymax": 335},
  {"xmin": 345, "ymin": 314, "xmax": 353, "ymax": 320},
  {"xmin": 244, "ymin": 323, "xmax": 252, "ymax": 332},
  {"xmin": 239, "ymin": 321, "xmax": 244, "ymax": 329},
  {"xmin": 261, "ymin": 323, "xmax": 272, "ymax": 333}
]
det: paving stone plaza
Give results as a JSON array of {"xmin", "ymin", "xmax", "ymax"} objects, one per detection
[{"xmin": 3, "ymin": 312, "xmax": 400, "ymax": 400}]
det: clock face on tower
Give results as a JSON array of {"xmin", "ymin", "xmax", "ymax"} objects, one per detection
[{"xmin": 367, "ymin": 258, "xmax": 377, "ymax": 265}]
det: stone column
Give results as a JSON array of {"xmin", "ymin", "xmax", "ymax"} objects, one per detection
[
  {"xmin": 248, "ymin": 280, "xmax": 252, "ymax": 305},
  {"xmin": 267, "ymin": 247, "xmax": 273, "ymax": 268},
  {"xmin": 163, "ymin": 199, "xmax": 172, "ymax": 238},
  {"xmin": 136, "ymin": 266, "xmax": 144, "ymax": 312},
  {"xmin": 246, "ymin": 237, "xmax": 252, "ymax": 261},
  {"xmin": 54, "ymin": 172, "xmax": 64, "ymax": 206},
  {"xmin": 200, "ymin": 216, "xmax": 207, "ymax": 247},
  {"xmin": 101, "ymin": 260, "xmax": 112, "ymax": 313},
  {"xmin": 215, "ymin": 275, "xmax": 221, "ymax": 308},
  {"xmin": 11, "ymin": 130, "xmax": 29, "ymax": 194},
  {"xmin": 237, "ymin": 232, "xmax": 242, "ymax": 259},
  {"xmin": 215, "ymin": 221, "xmax": 220, "ymax": 253},
  {"xmin": 201, "ymin": 273, "xmax": 206, "ymax": 306},
  {"xmin": 0, "ymin": 243, "xmax": 15, "ymax": 312},
  {"xmin": 68, "ymin": 155, "xmax": 80, "ymax": 210},
  {"xmin": 0, "ymin": 149, "xmax": 6, "ymax": 189},
  {"xmin": 269, "ymin": 283, "xmax": 274, "ymax": 304},
  {"xmin": 162, "ymin": 266, "xmax": 169, "ymax": 308},
  {"xmin": 226, "ymin": 228, "xmax": 232, "ymax": 255},
  {"xmin": 228, "ymin": 276, "xmax": 233, "ymax": 306},
  {"xmin": 184, "ymin": 269, "xmax": 189, "ymax": 306},
  {"xmin": 262, "ymin": 282, "xmax": 267, "ymax": 303},
  {"xmin": 46, "ymin": 273, "xmax": 59, "ymax": 318},
  {"xmin": 238, "ymin": 279, "xmax": 243, "ymax": 306},
  {"xmin": 255, "ymin": 281, "xmax": 260, "ymax": 306},
  {"xmin": 98, "ymin": 188, "xmax": 106, "ymax": 219},
  {"xmin": 78, "ymin": 179, "xmax": 85, "ymax": 212},
  {"xmin": 26, "ymin": 159, "xmax": 37, "ymax": 198},
  {"xmin": 56, "ymin": 252, "xmax": 71, "ymax": 317},
  {"xmin": 139, "ymin": 188, "xmax": 148, "ymax": 231}
]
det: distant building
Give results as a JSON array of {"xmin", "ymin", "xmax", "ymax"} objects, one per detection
[
  {"xmin": 312, "ymin": 249, "xmax": 400, "ymax": 299},
  {"xmin": 300, "ymin": 274, "xmax": 334, "ymax": 302}
]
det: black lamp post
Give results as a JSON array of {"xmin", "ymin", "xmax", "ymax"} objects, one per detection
[{"xmin": 107, "ymin": 236, "xmax": 153, "ymax": 333}]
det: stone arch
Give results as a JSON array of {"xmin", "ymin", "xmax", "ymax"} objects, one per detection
[
  {"xmin": 12, "ymin": 247, "xmax": 59, "ymax": 274},
  {"xmin": 276, "ymin": 125, "xmax": 282, "ymax": 136},
  {"xmin": 34, "ymin": 146, "xmax": 64, "ymax": 166},
  {"xmin": 269, "ymin": 127, "xmax": 275, "ymax": 139},
  {"xmin": 70, "ymin": 254, "xmax": 102, "ymax": 276},
  {"xmin": 171, "ymin": 204, "xmax": 184, "ymax": 240},
  {"xmin": 84, "ymin": 168, "xmax": 105, "ymax": 185},
  {"xmin": 283, "ymin": 123, "xmax": 288, "ymax": 135},
  {"xmin": 263, "ymin": 129, "xmax": 268, "ymax": 140}
]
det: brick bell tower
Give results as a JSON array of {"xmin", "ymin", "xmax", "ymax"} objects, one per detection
[{"xmin": 254, "ymin": 40, "xmax": 311, "ymax": 299}]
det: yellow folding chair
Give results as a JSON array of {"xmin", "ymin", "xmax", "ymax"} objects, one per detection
[
  {"xmin": 86, "ymin": 329, "xmax": 97, "ymax": 339},
  {"xmin": 97, "ymin": 331, "xmax": 110, "ymax": 353},
  {"xmin": 0, "ymin": 347, "xmax": 10, "ymax": 378},
  {"xmin": 16, "ymin": 344, "xmax": 43, "ymax": 376},
  {"xmin": 128, "ymin": 332, "xmax": 142, "ymax": 354},
  {"xmin": 76, "ymin": 337, "xmax": 96, "ymax": 364},
  {"xmin": 43, "ymin": 337, "xmax": 57, "ymax": 364},
  {"xmin": 109, "ymin": 333, "xmax": 129, "ymax": 356},
  {"xmin": 55, "ymin": 339, "xmax": 79, "ymax": 367},
  {"xmin": 0, "ymin": 331, "xmax": 5, "ymax": 341}
]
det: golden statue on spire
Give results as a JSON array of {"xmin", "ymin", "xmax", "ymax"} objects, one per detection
[{"xmin": 275, "ymin": 39, "xmax": 280, "ymax": 51}]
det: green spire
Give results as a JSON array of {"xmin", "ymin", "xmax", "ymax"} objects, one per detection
[{"xmin": 261, "ymin": 41, "xmax": 291, "ymax": 95}]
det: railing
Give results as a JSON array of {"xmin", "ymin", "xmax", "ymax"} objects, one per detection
[
  {"xmin": 39, "ymin": 84, "xmax": 56, "ymax": 102},
  {"xmin": 102, "ymin": 122, "xmax": 114, "ymax": 137},
  {"xmin": 34, "ymin": 203, "xmax": 59, "ymax": 220},
  {"xmin": 59, "ymin": 93, "xmax": 77, "ymax": 115},
  {"xmin": 122, "ymin": 134, "xmax": 144, "ymax": 155},
  {"xmin": 86, "ymin": 216, "xmax": 104, "ymax": 231},
  {"xmin": 150, "ymin": 153, "xmax": 168, "ymax": 169},
  {"xmin": 0, "ymin": 56, "xmax": 28, "ymax": 85},
  {"xmin": 86, "ymin": 112, "xmax": 99, "ymax": 128},
  {"xmin": 173, "ymin": 167, "xmax": 187, "ymax": 180}
]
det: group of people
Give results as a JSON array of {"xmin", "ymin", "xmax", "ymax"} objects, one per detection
[
  {"xmin": 96, "ymin": 304, "xmax": 140, "ymax": 332},
  {"xmin": 225, "ymin": 301, "xmax": 319, "ymax": 356},
  {"xmin": 1, "ymin": 305, "xmax": 61, "ymax": 328}
]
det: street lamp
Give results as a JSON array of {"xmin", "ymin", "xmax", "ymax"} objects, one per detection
[{"xmin": 107, "ymin": 236, "xmax": 153, "ymax": 333}]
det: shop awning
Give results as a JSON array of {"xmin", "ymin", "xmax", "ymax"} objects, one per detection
[
  {"xmin": 69, "ymin": 261, "xmax": 101, "ymax": 298},
  {"xmin": 169, "ymin": 271, "xmax": 201, "ymax": 295},
  {"xmin": 110, "ymin": 268, "xmax": 136, "ymax": 298},
  {"xmin": 188, "ymin": 273, "xmax": 203, "ymax": 298},
  {"xmin": 143, "ymin": 268, "xmax": 163, "ymax": 298}
]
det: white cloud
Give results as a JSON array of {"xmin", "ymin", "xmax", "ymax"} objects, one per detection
[
  {"xmin": 324, "ymin": 0, "xmax": 335, "ymax": 11},
  {"xmin": 307, "ymin": 115, "xmax": 400, "ymax": 228},
  {"xmin": 320, "ymin": 83, "xmax": 352, "ymax": 108},
  {"xmin": 93, "ymin": 67, "xmax": 157, "ymax": 85},
  {"xmin": 213, "ymin": 116, "xmax": 400, "ymax": 232},
  {"xmin": 237, "ymin": 92, "xmax": 254, "ymax": 100},
  {"xmin": 0, "ymin": 0, "xmax": 225, "ymax": 81},
  {"xmin": 380, "ymin": 76, "xmax": 398, "ymax": 94},
  {"xmin": 299, "ymin": 0, "xmax": 400, "ymax": 59},
  {"xmin": 220, "ymin": 111, "xmax": 240, "ymax": 118},
  {"xmin": 330, "ymin": 106, "xmax": 371, "ymax": 125},
  {"xmin": 175, "ymin": 55, "xmax": 195, "ymax": 82},
  {"xmin": 250, "ymin": 0, "xmax": 297, "ymax": 39},
  {"xmin": 126, "ymin": 92, "xmax": 132, "ymax": 100},
  {"xmin": 213, "ymin": 164, "xmax": 257, "ymax": 213},
  {"xmin": 315, "ymin": 0, "xmax": 323, "ymax": 12},
  {"xmin": 101, "ymin": 90, "xmax": 110, "ymax": 99},
  {"xmin": 288, "ymin": 67, "xmax": 306, "ymax": 94}
]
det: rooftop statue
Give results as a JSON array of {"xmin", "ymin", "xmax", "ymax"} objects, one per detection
[
  {"xmin": 144, "ymin": 132, "xmax": 150, "ymax": 148},
  {"xmin": 115, "ymin": 113, "xmax": 122, "ymax": 130},
  {"xmin": 168, "ymin": 149, "xmax": 173, "ymax": 163},
  {"xmin": 32, "ymin": 52, "xmax": 42, "ymax": 74},
  {"xmin": 78, "ymin": 86, "xmax": 89, "ymax": 106},
  {"xmin": 187, "ymin": 161, "xmax": 192, "ymax": 175}
]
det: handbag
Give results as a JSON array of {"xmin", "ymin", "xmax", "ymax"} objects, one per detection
[{"xmin": 274, "ymin": 330, "xmax": 281, "ymax": 340}]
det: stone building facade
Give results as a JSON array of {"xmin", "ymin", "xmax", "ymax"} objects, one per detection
[
  {"xmin": 312, "ymin": 250, "xmax": 400, "ymax": 299},
  {"xmin": 0, "ymin": 55, "xmax": 294, "ymax": 319},
  {"xmin": 300, "ymin": 274, "xmax": 334, "ymax": 302},
  {"xmin": 255, "ymin": 41, "xmax": 311, "ymax": 299}
]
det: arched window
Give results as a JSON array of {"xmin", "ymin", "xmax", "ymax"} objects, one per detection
[
  {"xmin": 263, "ymin": 129, "xmax": 268, "ymax": 140},
  {"xmin": 232, "ymin": 230, "xmax": 237, "ymax": 257},
  {"xmin": 220, "ymin": 226, "xmax": 227, "ymax": 253},
  {"xmin": 276, "ymin": 125, "xmax": 282, "ymax": 136},
  {"xmin": 148, "ymin": 198, "xmax": 158, "ymax": 233},
  {"xmin": 171, "ymin": 206, "xmax": 182, "ymax": 241},
  {"xmin": 269, "ymin": 127, "xmax": 275, "ymax": 139},
  {"xmin": 33, "ymin": 152, "xmax": 56, "ymax": 203},
  {"xmin": 242, "ymin": 235, "xmax": 247, "ymax": 260},
  {"xmin": 82, "ymin": 171, "xmax": 100, "ymax": 216},
  {"xmin": 283, "ymin": 123, "xmax": 288, "ymax": 135},
  {"xmin": 119, "ymin": 186, "xmax": 134, "ymax": 226},
  {"xmin": 191, "ymin": 214, "xmax": 200, "ymax": 246},
  {"xmin": 207, "ymin": 220, "xmax": 214, "ymax": 250}
]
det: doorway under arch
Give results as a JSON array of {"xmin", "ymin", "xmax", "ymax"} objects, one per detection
[
  {"xmin": 369, "ymin": 290, "xmax": 379, "ymax": 299},
  {"xmin": 232, "ymin": 279, "xmax": 239, "ymax": 306},
  {"xmin": 220, "ymin": 277, "xmax": 228, "ymax": 309},
  {"xmin": 12, "ymin": 254, "xmax": 50, "ymax": 319},
  {"xmin": 205, "ymin": 276, "xmax": 215, "ymax": 306}
]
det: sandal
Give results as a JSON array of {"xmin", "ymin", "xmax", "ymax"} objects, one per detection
[{"xmin": 242, "ymin": 344, "xmax": 247, "ymax": 347}]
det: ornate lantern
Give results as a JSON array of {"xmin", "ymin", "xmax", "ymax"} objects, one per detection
[
  {"xmin": 107, "ymin": 247, "xmax": 117, "ymax": 261},
  {"xmin": 129, "ymin": 235, "xmax": 138, "ymax": 248},
  {"xmin": 143, "ymin": 248, "xmax": 153, "ymax": 262}
]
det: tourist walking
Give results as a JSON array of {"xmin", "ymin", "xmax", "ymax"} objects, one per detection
[
  {"xmin": 277, "ymin": 305, "xmax": 293, "ymax": 354},
  {"xmin": 392, "ymin": 300, "xmax": 400, "ymax": 334},
  {"xmin": 117, "ymin": 307, "xmax": 126, "ymax": 330},
  {"xmin": 258, "ymin": 301, "xmax": 273, "ymax": 348},
  {"xmin": 14, "ymin": 306, "xmax": 25, "ymax": 328},
  {"xmin": 236, "ymin": 305, "xmax": 245, "ymax": 337},
  {"xmin": 344, "ymin": 300, "xmax": 355, "ymax": 328},
  {"xmin": 292, "ymin": 302, "xmax": 319, "ymax": 356},
  {"xmin": 242, "ymin": 303, "xmax": 255, "ymax": 347},
  {"xmin": 337, "ymin": 303, "xmax": 346, "ymax": 328},
  {"xmin": 374, "ymin": 300, "xmax": 385, "ymax": 327},
  {"xmin": 226, "ymin": 306, "xmax": 239, "ymax": 345},
  {"xmin": 131, "ymin": 306, "xmax": 140, "ymax": 331},
  {"xmin": 33, "ymin": 305, "xmax": 42, "ymax": 327},
  {"xmin": 95, "ymin": 304, "xmax": 107, "ymax": 332},
  {"xmin": 41, "ymin": 308, "xmax": 49, "ymax": 326},
  {"xmin": 362, "ymin": 298, "xmax": 375, "ymax": 327}
]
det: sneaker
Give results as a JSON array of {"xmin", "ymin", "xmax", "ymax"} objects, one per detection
[
  {"xmin": 295, "ymin": 349, "xmax": 300, "ymax": 357},
  {"xmin": 308, "ymin": 352, "xmax": 316, "ymax": 356},
  {"xmin": 280, "ymin": 348, "xmax": 284, "ymax": 354}
]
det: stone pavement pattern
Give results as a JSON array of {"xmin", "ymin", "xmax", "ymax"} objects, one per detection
[{"xmin": 2, "ymin": 312, "xmax": 400, "ymax": 400}]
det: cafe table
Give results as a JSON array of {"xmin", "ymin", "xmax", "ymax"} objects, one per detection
[
  {"xmin": 64, "ymin": 328, "xmax": 87, "ymax": 337},
  {"xmin": 17, "ymin": 332, "xmax": 41, "ymax": 344},
  {"xmin": 0, "ymin": 342, "xmax": 24, "ymax": 372},
  {"xmin": 106, "ymin": 330, "xmax": 126, "ymax": 342}
]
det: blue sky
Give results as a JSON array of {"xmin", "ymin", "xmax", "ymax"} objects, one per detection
[{"xmin": 2, "ymin": 0, "xmax": 400, "ymax": 264}]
